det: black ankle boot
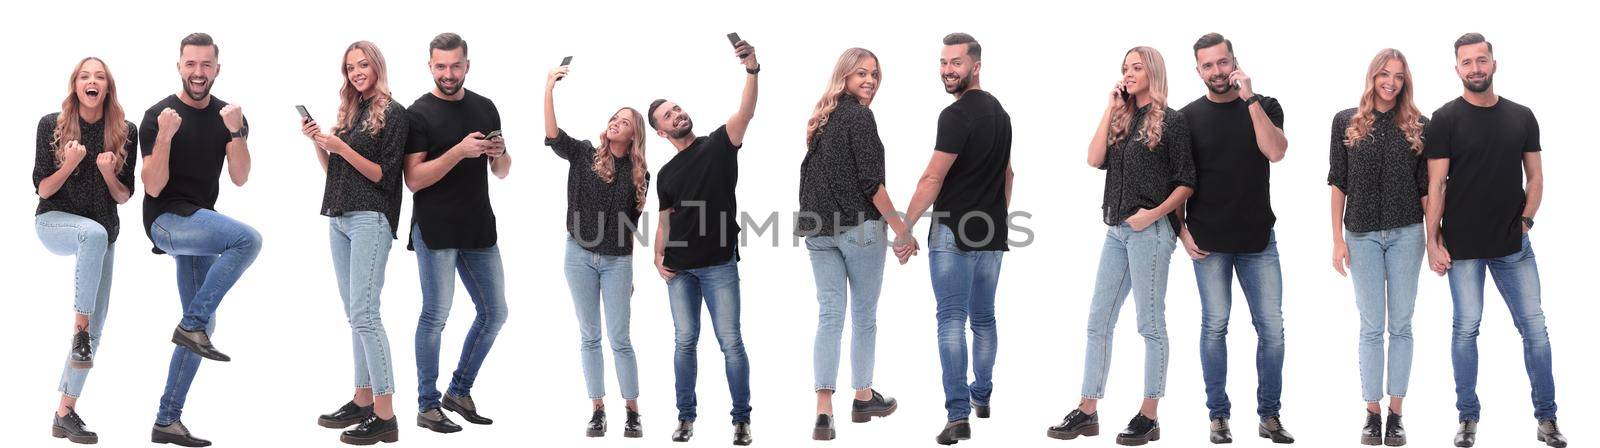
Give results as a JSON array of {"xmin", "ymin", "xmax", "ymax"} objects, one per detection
[
  {"xmin": 340, "ymin": 415, "xmax": 398, "ymax": 445},
  {"xmin": 586, "ymin": 409, "xmax": 606, "ymax": 437},
  {"xmin": 623, "ymin": 408, "xmax": 643, "ymax": 438},
  {"xmin": 1116, "ymin": 413, "xmax": 1160, "ymax": 446},
  {"xmin": 814, "ymin": 414, "xmax": 835, "ymax": 441},
  {"xmin": 1047, "ymin": 409, "xmax": 1099, "ymax": 440},
  {"xmin": 935, "ymin": 419, "xmax": 971, "ymax": 445},
  {"xmin": 852, "ymin": 390, "xmax": 898, "ymax": 422},
  {"xmin": 1384, "ymin": 409, "xmax": 1406, "ymax": 446},
  {"xmin": 318, "ymin": 400, "xmax": 373, "ymax": 429},
  {"xmin": 52, "ymin": 409, "xmax": 98, "ymax": 444},
  {"xmin": 1361, "ymin": 410, "xmax": 1382, "ymax": 445},
  {"xmin": 69, "ymin": 329, "xmax": 93, "ymax": 369}
]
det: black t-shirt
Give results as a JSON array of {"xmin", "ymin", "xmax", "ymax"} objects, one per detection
[
  {"xmin": 656, "ymin": 125, "xmax": 740, "ymax": 270},
  {"xmin": 932, "ymin": 90, "xmax": 1012, "ymax": 252},
  {"xmin": 1180, "ymin": 95, "xmax": 1284, "ymax": 253},
  {"xmin": 140, "ymin": 94, "xmax": 247, "ymax": 254},
  {"xmin": 405, "ymin": 90, "xmax": 501, "ymax": 250},
  {"xmin": 1423, "ymin": 96, "xmax": 1540, "ymax": 260}
]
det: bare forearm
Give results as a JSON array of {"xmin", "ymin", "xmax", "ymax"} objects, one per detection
[
  {"xmin": 654, "ymin": 210, "xmax": 671, "ymax": 257},
  {"xmin": 543, "ymin": 86, "xmax": 559, "ymax": 139},
  {"xmin": 36, "ymin": 165, "xmax": 74, "ymax": 199},
  {"xmin": 142, "ymin": 138, "xmax": 172, "ymax": 196},
  {"xmin": 340, "ymin": 150, "xmax": 383, "ymax": 183},
  {"xmin": 490, "ymin": 152, "xmax": 512, "ymax": 179},
  {"xmin": 100, "ymin": 170, "xmax": 132, "ymax": 204},
  {"xmin": 1088, "ymin": 110, "xmax": 1113, "ymax": 167},
  {"xmin": 226, "ymin": 139, "xmax": 250, "ymax": 186},
  {"xmin": 870, "ymin": 185, "xmax": 909, "ymax": 237},
  {"xmin": 1522, "ymin": 176, "xmax": 1542, "ymax": 218},
  {"xmin": 904, "ymin": 178, "xmax": 942, "ymax": 230},
  {"xmin": 1153, "ymin": 186, "xmax": 1193, "ymax": 216},
  {"xmin": 405, "ymin": 152, "xmax": 462, "ymax": 192},
  {"xmin": 1250, "ymin": 105, "xmax": 1287, "ymax": 161},
  {"xmin": 1331, "ymin": 188, "xmax": 1346, "ymax": 242}
]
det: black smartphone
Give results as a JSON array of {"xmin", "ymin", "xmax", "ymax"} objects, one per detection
[
  {"xmin": 295, "ymin": 105, "xmax": 312, "ymax": 122},
  {"xmin": 726, "ymin": 33, "xmax": 742, "ymax": 47},
  {"xmin": 483, "ymin": 130, "xmax": 503, "ymax": 140},
  {"xmin": 560, "ymin": 56, "xmax": 572, "ymax": 66}
]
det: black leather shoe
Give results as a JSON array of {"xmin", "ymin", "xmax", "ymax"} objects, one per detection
[
  {"xmin": 1360, "ymin": 411, "xmax": 1382, "ymax": 445},
  {"xmin": 1538, "ymin": 420, "xmax": 1568, "ymax": 448},
  {"xmin": 52, "ymin": 409, "xmax": 98, "ymax": 444},
  {"xmin": 69, "ymin": 329, "xmax": 94, "ymax": 369},
  {"xmin": 442, "ymin": 394, "xmax": 492, "ymax": 425},
  {"xmin": 1047, "ymin": 409, "xmax": 1099, "ymax": 440},
  {"xmin": 318, "ymin": 401, "xmax": 373, "ymax": 429},
  {"xmin": 1211, "ymin": 418, "xmax": 1233, "ymax": 444},
  {"xmin": 171, "ymin": 326, "xmax": 229, "ymax": 362},
  {"xmin": 623, "ymin": 409, "xmax": 643, "ymax": 438},
  {"xmin": 416, "ymin": 408, "xmax": 461, "ymax": 434},
  {"xmin": 1258, "ymin": 415, "xmax": 1295, "ymax": 444},
  {"xmin": 340, "ymin": 415, "xmax": 399, "ymax": 445},
  {"xmin": 935, "ymin": 419, "xmax": 971, "ymax": 445},
  {"xmin": 671, "ymin": 419, "xmax": 693, "ymax": 442},
  {"xmin": 1384, "ymin": 410, "xmax": 1406, "ymax": 446},
  {"xmin": 1116, "ymin": 414, "xmax": 1160, "ymax": 446},
  {"xmin": 733, "ymin": 421, "xmax": 753, "ymax": 446},
  {"xmin": 1454, "ymin": 420, "xmax": 1476, "ymax": 447},
  {"xmin": 587, "ymin": 409, "xmax": 606, "ymax": 437},
  {"xmin": 813, "ymin": 414, "xmax": 835, "ymax": 441},
  {"xmin": 852, "ymin": 390, "xmax": 898, "ymax": 422},
  {"xmin": 152, "ymin": 420, "xmax": 211, "ymax": 447},
  {"xmin": 973, "ymin": 401, "xmax": 990, "ymax": 419}
]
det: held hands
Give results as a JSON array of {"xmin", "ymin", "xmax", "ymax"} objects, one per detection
[
  {"xmin": 546, "ymin": 66, "xmax": 570, "ymax": 87},
  {"xmin": 452, "ymin": 132, "xmax": 490, "ymax": 159},
  {"xmin": 61, "ymin": 140, "xmax": 87, "ymax": 169},
  {"xmin": 219, "ymin": 104, "xmax": 245, "ymax": 133},
  {"xmin": 1179, "ymin": 227, "xmax": 1209, "ymax": 260},
  {"xmin": 1229, "ymin": 69, "xmax": 1254, "ymax": 100},
  {"xmin": 157, "ymin": 108, "xmax": 183, "ymax": 140},
  {"xmin": 1427, "ymin": 238, "xmax": 1452, "ymax": 276},
  {"xmin": 1125, "ymin": 208, "xmax": 1160, "ymax": 232},
  {"xmin": 655, "ymin": 253, "xmax": 676, "ymax": 282},
  {"xmin": 1332, "ymin": 238, "xmax": 1350, "ymax": 277},
  {"xmin": 733, "ymin": 40, "xmax": 758, "ymax": 70},
  {"xmin": 892, "ymin": 231, "xmax": 920, "ymax": 265}
]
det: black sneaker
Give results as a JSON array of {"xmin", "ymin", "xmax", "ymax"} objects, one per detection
[
  {"xmin": 442, "ymin": 394, "xmax": 492, "ymax": 425},
  {"xmin": 1384, "ymin": 409, "xmax": 1406, "ymax": 446},
  {"xmin": 1211, "ymin": 418, "xmax": 1233, "ymax": 444},
  {"xmin": 813, "ymin": 414, "xmax": 835, "ymax": 441},
  {"xmin": 152, "ymin": 420, "xmax": 211, "ymax": 447},
  {"xmin": 1116, "ymin": 413, "xmax": 1160, "ymax": 446},
  {"xmin": 623, "ymin": 408, "xmax": 643, "ymax": 438},
  {"xmin": 1361, "ymin": 410, "xmax": 1382, "ymax": 445},
  {"xmin": 318, "ymin": 401, "xmax": 373, "ymax": 429},
  {"xmin": 69, "ymin": 329, "xmax": 93, "ymax": 369},
  {"xmin": 415, "ymin": 408, "xmax": 461, "ymax": 434},
  {"xmin": 733, "ymin": 421, "xmax": 753, "ymax": 446},
  {"xmin": 1258, "ymin": 415, "xmax": 1295, "ymax": 444},
  {"xmin": 340, "ymin": 414, "xmax": 398, "ymax": 445},
  {"xmin": 1538, "ymin": 420, "xmax": 1568, "ymax": 448},
  {"xmin": 587, "ymin": 409, "xmax": 606, "ymax": 437},
  {"xmin": 1047, "ymin": 409, "xmax": 1099, "ymax": 440},
  {"xmin": 171, "ymin": 326, "xmax": 229, "ymax": 362},
  {"xmin": 851, "ymin": 390, "xmax": 898, "ymax": 422},
  {"xmin": 935, "ymin": 419, "xmax": 971, "ymax": 445},
  {"xmin": 52, "ymin": 409, "xmax": 98, "ymax": 444},
  {"xmin": 1454, "ymin": 420, "xmax": 1476, "ymax": 447},
  {"xmin": 671, "ymin": 419, "xmax": 693, "ymax": 442}
]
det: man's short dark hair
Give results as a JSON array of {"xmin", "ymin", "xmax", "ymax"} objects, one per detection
[
  {"xmin": 180, "ymin": 33, "xmax": 218, "ymax": 58},
  {"xmin": 942, "ymin": 33, "xmax": 981, "ymax": 61},
  {"xmin": 430, "ymin": 32, "xmax": 468, "ymax": 57},
  {"xmin": 647, "ymin": 99, "xmax": 668, "ymax": 130},
  {"xmin": 1192, "ymin": 32, "xmax": 1233, "ymax": 59},
  {"xmin": 1454, "ymin": 32, "xmax": 1493, "ymax": 56}
]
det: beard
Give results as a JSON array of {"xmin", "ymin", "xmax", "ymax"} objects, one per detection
[
  {"xmin": 1206, "ymin": 75, "xmax": 1235, "ymax": 95},
  {"xmin": 1462, "ymin": 73, "xmax": 1493, "ymax": 93},
  {"xmin": 184, "ymin": 77, "xmax": 212, "ymax": 101},
  {"xmin": 435, "ymin": 76, "xmax": 462, "ymax": 96},
  {"xmin": 667, "ymin": 124, "xmax": 693, "ymax": 139},
  {"xmin": 943, "ymin": 72, "xmax": 971, "ymax": 94}
]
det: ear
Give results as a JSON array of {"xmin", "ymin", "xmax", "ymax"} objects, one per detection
[
  {"xmin": 655, "ymin": 128, "xmax": 667, "ymax": 139},
  {"xmin": 463, "ymin": 59, "xmax": 471, "ymax": 74}
]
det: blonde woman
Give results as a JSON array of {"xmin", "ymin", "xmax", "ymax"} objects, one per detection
[
  {"xmin": 36, "ymin": 56, "xmax": 136, "ymax": 444},
  {"xmin": 301, "ymin": 41, "xmax": 409, "ymax": 445},
  {"xmin": 543, "ymin": 63, "xmax": 650, "ymax": 439},
  {"xmin": 1049, "ymin": 46, "xmax": 1193, "ymax": 446},
  {"xmin": 796, "ymin": 47, "xmax": 909, "ymax": 441},
  {"xmin": 1328, "ymin": 48, "xmax": 1428, "ymax": 447}
]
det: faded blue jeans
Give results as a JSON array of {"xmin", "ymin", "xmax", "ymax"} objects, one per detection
[
  {"xmin": 1080, "ymin": 222, "xmax": 1175, "ymax": 400},
  {"xmin": 1195, "ymin": 230, "xmax": 1285, "ymax": 420},
  {"xmin": 413, "ymin": 224, "xmax": 508, "ymax": 411},
  {"xmin": 807, "ymin": 219, "xmax": 886, "ymax": 392},
  {"xmin": 36, "ymin": 211, "xmax": 115, "ymax": 398},
  {"xmin": 1346, "ymin": 223, "xmax": 1423, "ymax": 403},
  {"xmin": 1449, "ymin": 233, "xmax": 1557, "ymax": 422},
  {"xmin": 929, "ymin": 223, "xmax": 1003, "ymax": 422},
  {"xmin": 330, "ymin": 212, "xmax": 396, "ymax": 396},
  {"xmin": 668, "ymin": 257, "xmax": 751, "ymax": 424},
  {"xmin": 564, "ymin": 237, "xmax": 638, "ymax": 400},
  {"xmin": 150, "ymin": 208, "xmax": 262, "ymax": 425}
]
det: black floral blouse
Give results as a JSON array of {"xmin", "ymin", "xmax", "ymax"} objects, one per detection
[
  {"xmin": 1099, "ymin": 105, "xmax": 1195, "ymax": 232},
  {"xmin": 1328, "ymin": 108, "xmax": 1429, "ymax": 233}
]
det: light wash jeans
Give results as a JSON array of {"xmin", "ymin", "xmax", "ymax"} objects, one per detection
[
  {"xmin": 928, "ymin": 223, "xmax": 1003, "ymax": 422},
  {"xmin": 412, "ymin": 224, "xmax": 508, "ymax": 411},
  {"xmin": 1448, "ymin": 233, "xmax": 1557, "ymax": 422},
  {"xmin": 1346, "ymin": 223, "xmax": 1423, "ymax": 403},
  {"xmin": 36, "ymin": 211, "xmax": 115, "ymax": 398},
  {"xmin": 668, "ymin": 257, "xmax": 751, "ymax": 424},
  {"xmin": 330, "ymin": 212, "xmax": 395, "ymax": 396},
  {"xmin": 564, "ymin": 237, "xmax": 638, "ymax": 400},
  {"xmin": 806, "ymin": 219, "xmax": 886, "ymax": 392},
  {"xmin": 1080, "ymin": 222, "xmax": 1176, "ymax": 400},
  {"xmin": 1194, "ymin": 230, "xmax": 1286, "ymax": 420}
]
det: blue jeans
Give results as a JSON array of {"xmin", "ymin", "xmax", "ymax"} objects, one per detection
[
  {"xmin": 150, "ymin": 209, "xmax": 262, "ymax": 425},
  {"xmin": 667, "ymin": 257, "xmax": 750, "ymax": 424},
  {"xmin": 928, "ymin": 223, "xmax": 1003, "ymax": 422},
  {"xmin": 1195, "ymin": 230, "xmax": 1285, "ymax": 420},
  {"xmin": 1347, "ymin": 223, "xmax": 1423, "ymax": 403},
  {"xmin": 1448, "ymin": 234, "xmax": 1557, "ymax": 422},
  {"xmin": 807, "ymin": 219, "xmax": 886, "ymax": 392},
  {"xmin": 1081, "ymin": 222, "xmax": 1175, "ymax": 399},
  {"xmin": 564, "ymin": 238, "xmax": 638, "ymax": 400},
  {"xmin": 413, "ymin": 224, "xmax": 508, "ymax": 410},
  {"xmin": 36, "ymin": 211, "xmax": 115, "ymax": 398},
  {"xmin": 330, "ymin": 212, "xmax": 396, "ymax": 396}
]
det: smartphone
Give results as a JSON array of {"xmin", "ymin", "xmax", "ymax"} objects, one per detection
[
  {"xmin": 726, "ymin": 33, "xmax": 742, "ymax": 47},
  {"xmin": 483, "ymin": 130, "xmax": 503, "ymax": 140},
  {"xmin": 560, "ymin": 56, "xmax": 573, "ymax": 66},
  {"xmin": 295, "ymin": 105, "xmax": 312, "ymax": 122}
]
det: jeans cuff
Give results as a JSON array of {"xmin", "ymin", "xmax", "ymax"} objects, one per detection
[{"xmin": 815, "ymin": 385, "xmax": 837, "ymax": 392}]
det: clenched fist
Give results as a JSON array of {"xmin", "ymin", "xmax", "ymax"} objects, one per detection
[
  {"xmin": 157, "ymin": 108, "xmax": 183, "ymax": 139},
  {"xmin": 96, "ymin": 152, "xmax": 118, "ymax": 176},
  {"xmin": 219, "ymin": 104, "xmax": 244, "ymax": 133}
]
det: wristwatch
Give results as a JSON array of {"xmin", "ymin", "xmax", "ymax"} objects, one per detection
[
  {"xmin": 1243, "ymin": 95, "xmax": 1261, "ymax": 106},
  {"xmin": 746, "ymin": 64, "xmax": 761, "ymax": 75},
  {"xmin": 1521, "ymin": 216, "xmax": 1534, "ymax": 230},
  {"xmin": 230, "ymin": 126, "xmax": 249, "ymax": 141}
]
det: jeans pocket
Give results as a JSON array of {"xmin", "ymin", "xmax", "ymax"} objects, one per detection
[{"xmin": 152, "ymin": 220, "xmax": 175, "ymax": 254}]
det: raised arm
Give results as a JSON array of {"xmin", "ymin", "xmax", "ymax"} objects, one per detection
[
  {"xmin": 220, "ymin": 105, "xmax": 250, "ymax": 186},
  {"xmin": 544, "ymin": 66, "xmax": 568, "ymax": 140},
  {"xmin": 725, "ymin": 40, "xmax": 759, "ymax": 148},
  {"xmin": 142, "ymin": 108, "xmax": 181, "ymax": 197},
  {"xmin": 1088, "ymin": 84, "xmax": 1126, "ymax": 168}
]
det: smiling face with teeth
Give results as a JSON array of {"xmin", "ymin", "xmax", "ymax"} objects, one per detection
[
  {"xmin": 344, "ymin": 48, "xmax": 379, "ymax": 98},
  {"xmin": 650, "ymin": 101, "xmax": 694, "ymax": 140},
  {"xmin": 75, "ymin": 59, "xmax": 109, "ymax": 110},
  {"xmin": 1455, "ymin": 42, "xmax": 1496, "ymax": 94},
  {"xmin": 177, "ymin": 44, "xmax": 219, "ymax": 102},
  {"xmin": 1373, "ymin": 57, "xmax": 1407, "ymax": 108}
]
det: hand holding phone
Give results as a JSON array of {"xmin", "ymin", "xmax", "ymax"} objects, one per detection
[
  {"xmin": 560, "ymin": 56, "xmax": 573, "ymax": 66},
  {"xmin": 295, "ymin": 105, "xmax": 313, "ymax": 122}
]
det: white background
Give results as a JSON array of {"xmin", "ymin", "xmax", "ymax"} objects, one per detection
[{"xmin": 3, "ymin": 0, "xmax": 1595, "ymax": 447}]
